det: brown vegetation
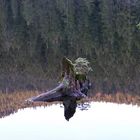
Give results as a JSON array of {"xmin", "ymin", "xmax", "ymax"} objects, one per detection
[
  {"xmin": 84, "ymin": 92, "xmax": 140, "ymax": 106},
  {"xmin": 0, "ymin": 91, "xmax": 140, "ymax": 118},
  {"xmin": 0, "ymin": 91, "xmax": 59, "ymax": 118}
]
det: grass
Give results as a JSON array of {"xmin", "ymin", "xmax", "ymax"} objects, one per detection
[
  {"xmin": 83, "ymin": 92, "xmax": 140, "ymax": 106},
  {"xmin": 0, "ymin": 91, "xmax": 140, "ymax": 118},
  {"xmin": 0, "ymin": 91, "xmax": 59, "ymax": 118}
]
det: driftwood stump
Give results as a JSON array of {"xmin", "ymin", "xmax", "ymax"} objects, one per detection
[{"xmin": 27, "ymin": 57, "xmax": 91, "ymax": 102}]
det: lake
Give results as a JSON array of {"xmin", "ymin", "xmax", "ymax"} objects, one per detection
[{"xmin": 0, "ymin": 101, "xmax": 140, "ymax": 140}]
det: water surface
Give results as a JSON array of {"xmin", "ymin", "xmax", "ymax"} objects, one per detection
[{"xmin": 0, "ymin": 102, "xmax": 140, "ymax": 140}]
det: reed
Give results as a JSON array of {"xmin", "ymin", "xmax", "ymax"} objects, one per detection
[
  {"xmin": 0, "ymin": 91, "xmax": 140, "ymax": 118},
  {"xmin": 0, "ymin": 91, "xmax": 59, "ymax": 118}
]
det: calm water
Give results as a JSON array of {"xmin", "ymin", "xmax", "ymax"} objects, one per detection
[{"xmin": 0, "ymin": 102, "xmax": 140, "ymax": 140}]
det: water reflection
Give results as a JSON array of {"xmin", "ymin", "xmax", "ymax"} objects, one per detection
[
  {"xmin": 0, "ymin": 102, "xmax": 140, "ymax": 140},
  {"xmin": 63, "ymin": 98, "xmax": 77, "ymax": 121},
  {"xmin": 0, "ymin": 92, "xmax": 140, "ymax": 140}
]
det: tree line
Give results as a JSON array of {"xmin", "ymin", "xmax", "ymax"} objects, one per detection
[{"xmin": 0, "ymin": 0, "xmax": 140, "ymax": 93}]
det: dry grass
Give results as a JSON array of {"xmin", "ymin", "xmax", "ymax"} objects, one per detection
[
  {"xmin": 0, "ymin": 91, "xmax": 59, "ymax": 118},
  {"xmin": 0, "ymin": 91, "xmax": 140, "ymax": 118},
  {"xmin": 83, "ymin": 92, "xmax": 140, "ymax": 106}
]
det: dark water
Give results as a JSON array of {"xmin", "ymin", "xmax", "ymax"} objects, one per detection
[{"xmin": 0, "ymin": 102, "xmax": 140, "ymax": 140}]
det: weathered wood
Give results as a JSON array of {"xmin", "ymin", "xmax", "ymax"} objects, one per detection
[
  {"xmin": 27, "ymin": 86, "xmax": 86, "ymax": 102},
  {"xmin": 27, "ymin": 83, "xmax": 64, "ymax": 102},
  {"xmin": 26, "ymin": 57, "xmax": 91, "ymax": 103},
  {"xmin": 27, "ymin": 79, "xmax": 89, "ymax": 102}
]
